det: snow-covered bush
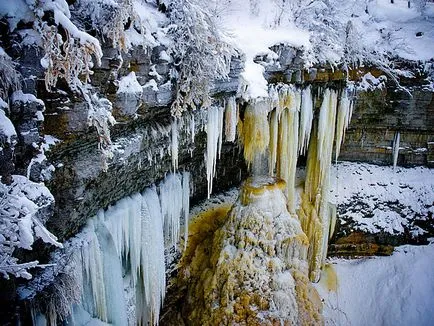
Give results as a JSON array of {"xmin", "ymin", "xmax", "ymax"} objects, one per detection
[
  {"xmin": 163, "ymin": 0, "xmax": 232, "ymax": 116},
  {"xmin": 71, "ymin": 0, "xmax": 135, "ymax": 51},
  {"xmin": 0, "ymin": 176, "xmax": 62, "ymax": 280}
]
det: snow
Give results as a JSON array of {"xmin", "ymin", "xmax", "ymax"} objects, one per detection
[
  {"xmin": 51, "ymin": 8, "xmax": 102, "ymax": 61},
  {"xmin": 125, "ymin": 0, "xmax": 168, "ymax": 49},
  {"xmin": 0, "ymin": 175, "xmax": 60, "ymax": 280},
  {"xmin": 316, "ymin": 242, "xmax": 434, "ymax": 326},
  {"xmin": 364, "ymin": 0, "xmax": 434, "ymax": 61},
  {"xmin": 117, "ymin": 72, "xmax": 142, "ymax": 94},
  {"xmin": 222, "ymin": 0, "xmax": 310, "ymax": 100},
  {"xmin": 0, "ymin": 108, "xmax": 17, "ymax": 144},
  {"xmin": 11, "ymin": 90, "xmax": 45, "ymax": 107},
  {"xmin": 0, "ymin": 0, "xmax": 34, "ymax": 31},
  {"xmin": 143, "ymin": 79, "xmax": 159, "ymax": 91},
  {"xmin": 159, "ymin": 50, "xmax": 171, "ymax": 62},
  {"xmin": 329, "ymin": 162, "xmax": 434, "ymax": 236},
  {"xmin": 357, "ymin": 72, "xmax": 387, "ymax": 91}
]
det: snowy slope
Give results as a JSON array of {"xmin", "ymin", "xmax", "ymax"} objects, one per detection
[
  {"xmin": 218, "ymin": 0, "xmax": 434, "ymax": 99},
  {"xmin": 316, "ymin": 242, "xmax": 434, "ymax": 326},
  {"xmin": 329, "ymin": 162, "xmax": 434, "ymax": 237}
]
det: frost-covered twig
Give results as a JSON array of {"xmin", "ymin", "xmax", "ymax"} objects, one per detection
[{"xmin": 80, "ymin": 87, "xmax": 116, "ymax": 172}]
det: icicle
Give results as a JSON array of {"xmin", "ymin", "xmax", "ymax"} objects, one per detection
[
  {"xmin": 218, "ymin": 103, "xmax": 224, "ymax": 159},
  {"xmin": 206, "ymin": 105, "xmax": 224, "ymax": 198},
  {"xmin": 160, "ymin": 173, "xmax": 183, "ymax": 248},
  {"xmin": 66, "ymin": 171, "xmax": 190, "ymax": 326},
  {"xmin": 268, "ymin": 108, "xmax": 279, "ymax": 175},
  {"xmin": 298, "ymin": 86, "xmax": 313, "ymax": 155},
  {"xmin": 335, "ymin": 90, "xmax": 353, "ymax": 162},
  {"xmin": 129, "ymin": 193, "xmax": 143, "ymax": 290},
  {"xmin": 393, "ymin": 131, "xmax": 400, "ymax": 170},
  {"xmin": 224, "ymin": 96, "xmax": 238, "ymax": 142},
  {"xmin": 171, "ymin": 118, "xmax": 179, "ymax": 171},
  {"xmin": 317, "ymin": 89, "xmax": 338, "ymax": 182},
  {"xmin": 182, "ymin": 172, "xmax": 190, "ymax": 251},
  {"xmin": 96, "ymin": 212, "xmax": 127, "ymax": 325},
  {"xmin": 190, "ymin": 113, "xmax": 195, "ymax": 144},
  {"xmin": 140, "ymin": 187, "xmax": 166, "ymax": 326}
]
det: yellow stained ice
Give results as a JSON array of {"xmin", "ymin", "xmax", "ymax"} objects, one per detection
[
  {"xmin": 238, "ymin": 100, "xmax": 270, "ymax": 168},
  {"xmin": 169, "ymin": 178, "xmax": 323, "ymax": 325},
  {"xmin": 299, "ymin": 89, "xmax": 338, "ymax": 282},
  {"xmin": 269, "ymin": 85, "xmax": 300, "ymax": 214}
]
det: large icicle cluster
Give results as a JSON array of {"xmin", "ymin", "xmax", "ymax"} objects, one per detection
[
  {"xmin": 268, "ymin": 85, "xmax": 303, "ymax": 214},
  {"xmin": 32, "ymin": 172, "xmax": 190, "ymax": 325},
  {"xmin": 298, "ymin": 89, "xmax": 338, "ymax": 282},
  {"xmin": 236, "ymin": 85, "xmax": 353, "ymax": 282}
]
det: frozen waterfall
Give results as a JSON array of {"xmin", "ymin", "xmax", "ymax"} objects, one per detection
[{"xmin": 33, "ymin": 172, "xmax": 191, "ymax": 326}]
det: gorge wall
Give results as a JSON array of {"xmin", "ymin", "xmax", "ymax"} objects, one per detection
[{"xmin": 1, "ymin": 13, "xmax": 433, "ymax": 326}]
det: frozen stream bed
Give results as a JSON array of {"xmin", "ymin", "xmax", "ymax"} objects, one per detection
[{"xmin": 315, "ymin": 242, "xmax": 434, "ymax": 326}]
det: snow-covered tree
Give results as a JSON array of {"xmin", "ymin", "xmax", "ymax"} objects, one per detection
[{"xmin": 162, "ymin": 0, "xmax": 232, "ymax": 116}]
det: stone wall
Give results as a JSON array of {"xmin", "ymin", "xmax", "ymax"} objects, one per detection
[{"xmin": 340, "ymin": 85, "xmax": 434, "ymax": 166}]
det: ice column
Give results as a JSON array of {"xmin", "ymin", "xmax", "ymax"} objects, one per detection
[
  {"xmin": 298, "ymin": 89, "xmax": 338, "ymax": 282},
  {"xmin": 335, "ymin": 90, "xmax": 353, "ymax": 162},
  {"xmin": 224, "ymin": 96, "xmax": 238, "ymax": 142},
  {"xmin": 392, "ymin": 131, "xmax": 400, "ymax": 170},
  {"xmin": 206, "ymin": 105, "xmax": 224, "ymax": 198},
  {"xmin": 298, "ymin": 86, "xmax": 314, "ymax": 155}
]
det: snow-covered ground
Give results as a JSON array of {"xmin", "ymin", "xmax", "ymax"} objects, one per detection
[
  {"xmin": 316, "ymin": 241, "xmax": 434, "ymax": 326},
  {"xmin": 329, "ymin": 162, "xmax": 434, "ymax": 237}
]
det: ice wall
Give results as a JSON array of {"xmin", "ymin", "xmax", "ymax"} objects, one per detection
[{"xmin": 34, "ymin": 172, "xmax": 190, "ymax": 325}]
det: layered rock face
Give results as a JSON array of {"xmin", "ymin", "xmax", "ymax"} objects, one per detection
[{"xmin": 340, "ymin": 83, "xmax": 434, "ymax": 167}]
